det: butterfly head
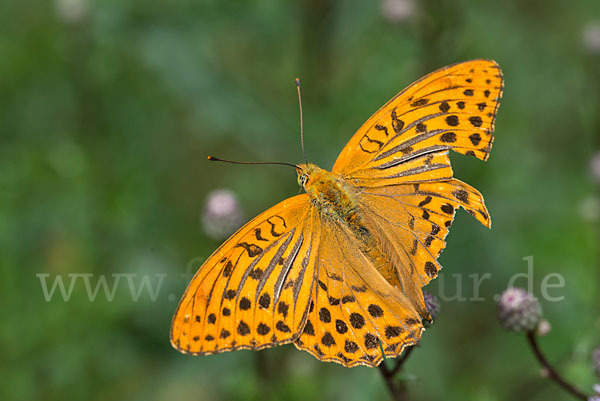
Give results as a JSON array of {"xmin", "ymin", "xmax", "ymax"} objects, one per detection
[
  {"xmin": 296, "ymin": 163, "xmax": 311, "ymax": 189},
  {"xmin": 296, "ymin": 163, "xmax": 323, "ymax": 191},
  {"xmin": 296, "ymin": 163, "xmax": 344, "ymax": 200}
]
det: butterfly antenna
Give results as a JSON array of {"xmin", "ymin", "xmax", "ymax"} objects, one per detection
[
  {"xmin": 296, "ymin": 78, "xmax": 308, "ymax": 165},
  {"xmin": 207, "ymin": 156, "xmax": 298, "ymax": 169}
]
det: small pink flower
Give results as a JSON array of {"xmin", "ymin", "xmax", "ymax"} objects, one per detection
[
  {"xmin": 201, "ymin": 189, "xmax": 244, "ymax": 240},
  {"xmin": 593, "ymin": 346, "xmax": 600, "ymax": 377},
  {"xmin": 423, "ymin": 291, "xmax": 441, "ymax": 321},
  {"xmin": 590, "ymin": 152, "xmax": 600, "ymax": 184},
  {"xmin": 583, "ymin": 22, "xmax": 600, "ymax": 54},
  {"xmin": 380, "ymin": 0, "xmax": 416, "ymax": 24}
]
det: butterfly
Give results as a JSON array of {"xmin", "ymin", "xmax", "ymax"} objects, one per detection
[{"xmin": 171, "ymin": 59, "xmax": 503, "ymax": 367}]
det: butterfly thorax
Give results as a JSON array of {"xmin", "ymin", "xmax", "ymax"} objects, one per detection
[
  {"xmin": 298, "ymin": 163, "xmax": 405, "ymax": 290},
  {"xmin": 298, "ymin": 163, "xmax": 359, "ymax": 223}
]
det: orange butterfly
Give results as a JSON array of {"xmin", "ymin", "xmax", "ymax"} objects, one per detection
[{"xmin": 171, "ymin": 59, "xmax": 503, "ymax": 367}]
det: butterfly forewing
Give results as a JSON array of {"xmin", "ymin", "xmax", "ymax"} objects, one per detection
[
  {"xmin": 171, "ymin": 194, "xmax": 319, "ymax": 354},
  {"xmin": 294, "ymin": 221, "xmax": 423, "ymax": 367},
  {"xmin": 332, "ymin": 59, "xmax": 503, "ymax": 174},
  {"xmin": 348, "ymin": 150, "xmax": 454, "ymax": 188}
]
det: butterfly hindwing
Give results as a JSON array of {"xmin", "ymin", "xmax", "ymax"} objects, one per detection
[
  {"xmin": 333, "ymin": 59, "xmax": 503, "ymax": 174},
  {"xmin": 359, "ymin": 178, "xmax": 490, "ymax": 290},
  {"xmin": 171, "ymin": 194, "xmax": 319, "ymax": 354},
  {"xmin": 294, "ymin": 220, "xmax": 423, "ymax": 367}
]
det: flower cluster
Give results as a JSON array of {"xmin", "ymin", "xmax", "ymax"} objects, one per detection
[{"xmin": 496, "ymin": 287, "xmax": 542, "ymax": 332}]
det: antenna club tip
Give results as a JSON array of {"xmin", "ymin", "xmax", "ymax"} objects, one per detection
[
  {"xmin": 207, "ymin": 156, "xmax": 215, "ymax": 161},
  {"xmin": 295, "ymin": 78, "xmax": 300, "ymax": 86}
]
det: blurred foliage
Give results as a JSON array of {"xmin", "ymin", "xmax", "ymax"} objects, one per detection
[{"xmin": 1, "ymin": 0, "xmax": 600, "ymax": 400}]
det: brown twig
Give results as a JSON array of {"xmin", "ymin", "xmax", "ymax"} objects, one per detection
[
  {"xmin": 525, "ymin": 331, "xmax": 588, "ymax": 400},
  {"xmin": 391, "ymin": 346, "xmax": 415, "ymax": 376},
  {"xmin": 378, "ymin": 363, "xmax": 406, "ymax": 401},
  {"xmin": 378, "ymin": 346, "xmax": 415, "ymax": 401}
]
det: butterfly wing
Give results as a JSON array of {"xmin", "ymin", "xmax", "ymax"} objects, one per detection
[
  {"xmin": 171, "ymin": 194, "xmax": 320, "ymax": 354},
  {"xmin": 332, "ymin": 59, "xmax": 503, "ymax": 174},
  {"xmin": 358, "ymin": 177, "xmax": 490, "ymax": 291},
  {"xmin": 329, "ymin": 60, "xmax": 501, "ymax": 313},
  {"xmin": 294, "ymin": 220, "xmax": 423, "ymax": 367}
]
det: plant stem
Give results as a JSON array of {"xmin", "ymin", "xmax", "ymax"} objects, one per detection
[
  {"xmin": 378, "ymin": 362, "xmax": 407, "ymax": 401},
  {"xmin": 391, "ymin": 346, "xmax": 415, "ymax": 376},
  {"xmin": 378, "ymin": 346, "xmax": 415, "ymax": 401},
  {"xmin": 525, "ymin": 331, "xmax": 588, "ymax": 400}
]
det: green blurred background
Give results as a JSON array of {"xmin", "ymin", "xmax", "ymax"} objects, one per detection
[{"xmin": 2, "ymin": 0, "xmax": 600, "ymax": 400}]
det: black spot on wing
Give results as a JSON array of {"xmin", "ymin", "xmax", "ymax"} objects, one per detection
[
  {"xmin": 258, "ymin": 293, "xmax": 271, "ymax": 309},
  {"xmin": 249, "ymin": 268, "xmax": 263, "ymax": 280},
  {"xmin": 342, "ymin": 295, "xmax": 355, "ymax": 304},
  {"xmin": 319, "ymin": 307, "xmax": 331, "ymax": 323},
  {"xmin": 266, "ymin": 216, "xmax": 286, "ymax": 237},
  {"xmin": 469, "ymin": 116, "xmax": 483, "ymax": 127},
  {"xmin": 277, "ymin": 301, "xmax": 289, "ymax": 318},
  {"xmin": 364, "ymin": 333, "xmax": 379, "ymax": 349},
  {"xmin": 440, "ymin": 132, "xmax": 457, "ymax": 143},
  {"xmin": 425, "ymin": 262, "xmax": 437, "ymax": 278},
  {"xmin": 304, "ymin": 320, "xmax": 315, "ymax": 335},
  {"xmin": 351, "ymin": 285, "xmax": 367, "ymax": 293},
  {"xmin": 321, "ymin": 332, "xmax": 336, "ymax": 347},
  {"xmin": 257, "ymin": 323, "xmax": 270, "ymax": 335},
  {"xmin": 235, "ymin": 242, "xmax": 262, "ymax": 257},
  {"xmin": 391, "ymin": 109, "xmax": 405, "ymax": 133},
  {"xmin": 276, "ymin": 321, "xmax": 291, "ymax": 333},
  {"xmin": 349, "ymin": 313, "xmax": 365, "ymax": 329},
  {"xmin": 453, "ymin": 189, "xmax": 469, "ymax": 204},
  {"xmin": 385, "ymin": 326, "xmax": 403, "ymax": 339},
  {"xmin": 375, "ymin": 124, "xmax": 389, "ymax": 136},
  {"xmin": 410, "ymin": 98, "xmax": 429, "ymax": 107},
  {"xmin": 237, "ymin": 321, "xmax": 250, "ymax": 336},
  {"xmin": 239, "ymin": 297, "xmax": 251, "ymax": 310},
  {"xmin": 368, "ymin": 304, "xmax": 384, "ymax": 318},
  {"xmin": 445, "ymin": 115, "xmax": 459, "ymax": 127},
  {"xmin": 418, "ymin": 196, "xmax": 432, "ymax": 207},
  {"xmin": 469, "ymin": 133, "xmax": 481, "ymax": 146},
  {"xmin": 441, "ymin": 203, "xmax": 454, "ymax": 214},
  {"xmin": 223, "ymin": 261, "xmax": 233, "ymax": 278},
  {"xmin": 254, "ymin": 228, "xmax": 268, "ymax": 241},
  {"xmin": 335, "ymin": 319, "xmax": 348, "ymax": 334},
  {"xmin": 345, "ymin": 340, "xmax": 358, "ymax": 353}
]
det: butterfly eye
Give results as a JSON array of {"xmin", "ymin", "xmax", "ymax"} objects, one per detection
[{"xmin": 297, "ymin": 174, "xmax": 308, "ymax": 187}]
